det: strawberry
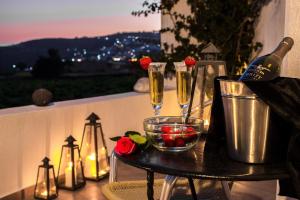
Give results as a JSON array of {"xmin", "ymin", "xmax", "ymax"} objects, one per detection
[
  {"xmin": 175, "ymin": 137, "xmax": 185, "ymax": 147},
  {"xmin": 169, "ymin": 130, "xmax": 181, "ymax": 134},
  {"xmin": 185, "ymin": 127, "xmax": 195, "ymax": 133},
  {"xmin": 184, "ymin": 56, "xmax": 196, "ymax": 67},
  {"xmin": 162, "ymin": 134, "xmax": 175, "ymax": 147},
  {"xmin": 164, "ymin": 139, "xmax": 175, "ymax": 147},
  {"xmin": 139, "ymin": 56, "xmax": 152, "ymax": 70},
  {"xmin": 161, "ymin": 125, "xmax": 172, "ymax": 133}
]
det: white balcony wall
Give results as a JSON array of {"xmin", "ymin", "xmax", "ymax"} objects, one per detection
[
  {"xmin": 161, "ymin": 0, "xmax": 300, "ymax": 78},
  {"xmin": 0, "ymin": 90, "xmax": 180, "ymax": 198},
  {"xmin": 254, "ymin": 0, "xmax": 300, "ymax": 78}
]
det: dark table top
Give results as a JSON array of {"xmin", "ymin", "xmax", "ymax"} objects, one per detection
[{"xmin": 116, "ymin": 135, "xmax": 290, "ymax": 181}]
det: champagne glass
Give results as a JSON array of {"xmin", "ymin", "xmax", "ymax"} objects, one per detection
[
  {"xmin": 174, "ymin": 62, "xmax": 193, "ymax": 119},
  {"xmin": 148, "ymin": 62, "xmax": 166, "ymax": 116}
]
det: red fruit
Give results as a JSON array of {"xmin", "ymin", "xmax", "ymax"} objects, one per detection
[
  {"xmin": 139, "ymin": 56, "xmax": 152, "ymax": 70},
  {"xmin": 169, "ymin": 130, "xmax": 181, "ymax": 134},
  {"xmin": 162, "ymin": 134, "xmax": 175, "ymax": 147},
  {"xmin": 184, "ymin": 56, "xmax": 196, "ymax": 67},
  {"xmin": 175, "ymin": 137, "xmax": 185, "ymax": 147},
  {"xmin": 164, "ymin": 139, "xmax": 175, "ymax": 147},
  {"xmin": 185, "ymin": 127, "xmax": 195, "ymax": 133},
  {"xmin": 161, "ymin": 125, "xmax": 172, "ymax": 133}
]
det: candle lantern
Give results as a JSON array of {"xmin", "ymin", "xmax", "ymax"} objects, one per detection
[
  {"xmin": 195, "ymin": 43, "xmax": 227, "ymax": 131},
  {"xmin": 34, "ymin": 157, "xmax": 58, "ymax": 200},
  {"xmin": 57, "ymin": 135, "xmax": 85, "ymax": 190},
  {"xmin": 80, "ymin": 113, "xmax": 109, "ymax": 181}
]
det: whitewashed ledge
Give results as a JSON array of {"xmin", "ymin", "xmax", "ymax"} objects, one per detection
[{"xmin": 0, "ymin": 90, "xmax": 180, "ymax": 198}]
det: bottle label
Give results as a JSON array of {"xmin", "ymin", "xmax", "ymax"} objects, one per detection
[
  {"xmin": 239, "ymin": 56, "xmax": 279, "ymax": 81},
  {"xmin": 243, "ymin": 63, "xmax": 272, "ymax": 80}
]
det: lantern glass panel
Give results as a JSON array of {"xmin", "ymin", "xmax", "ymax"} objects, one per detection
[
  {"xmin": 193, "ymin": 61, "xmax": 226, "ymax": 131},
  {"xmin": 57, "ymin": 146, "xmax": 85, "ymax": 188},
  {"xmin": 35, "ymin": 167, "xmax": 57, "ymax": 199},
  {"xmin": 81, "ymin": 123, "xmax": 109, "ymax": 180},
  {"xmin": 81, "ymin": 124, "xmax": 97, "ymax": 178},
  {"xmin": 96, "ymin": 125, "xmax": 109, "ymax": 176},
  {"xmin": 74, "ymin": 148, "xmax": 85, "ymax": 184}
]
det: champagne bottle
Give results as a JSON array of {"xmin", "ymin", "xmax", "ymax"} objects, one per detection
[{"xmin": 239, "ymin": 37, "xmax": 294, "ymax": 81}]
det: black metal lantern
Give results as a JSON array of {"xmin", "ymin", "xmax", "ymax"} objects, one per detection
[
  {"xmin": 80, "ymin": 113, "xmax": 109, "ymax": 181},
  {"xmin": 57, "ymin": 135, "xmax": 85, "ymax": 190},
  {"xmin": 34, "ymin": 157, "xmax": 58, "ymax": 200},
  {"xmin": 195, "ymin": 43, "xmax": 226, "ymax": 131}
]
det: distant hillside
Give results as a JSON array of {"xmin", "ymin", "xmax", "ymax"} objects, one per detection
[{"xmin": 0, "ymin": 31, "xmax": 160, "ymax": 74}]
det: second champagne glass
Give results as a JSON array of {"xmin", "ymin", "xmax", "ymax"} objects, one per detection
[
  {"xmin": 148, "ymin": 62, "xmax": 166, "ymax": 116},
  {"xmin": 174, "ymin": 62, "xmax": 193, "ymax": 119}
]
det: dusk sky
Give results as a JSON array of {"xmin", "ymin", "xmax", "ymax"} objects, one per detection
[{"xmin": 0, "ymin": 0, "xmax": 161, "ymax": 46}]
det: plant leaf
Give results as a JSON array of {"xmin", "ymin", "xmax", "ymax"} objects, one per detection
[
  {"xmin": 129, "ymin": 134, "xmax": 147, "ymax": 144},
  {"xmin": 110, "ymin": 136, "xmax": 121, "ymax": 142},
  {"xmin": 125, "ymin": 131, "xmax": 141, "ymax": 137}
]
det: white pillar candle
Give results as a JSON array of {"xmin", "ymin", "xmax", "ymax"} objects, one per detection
[
  {"xmin": 65, "ymin": 162, "xmax": 73, "ymax": 187},
  {"xmin": 204, "ymin": 119, "xmax": 210, "ymax": 130},
  {"xmin": 85, "ymin": 153, "xmax": 97, "ymax": 177}
]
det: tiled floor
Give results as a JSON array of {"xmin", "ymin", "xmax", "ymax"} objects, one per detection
[{"xmin": 3, "ymin": 160, "xmax": 280, "ymax": 200}]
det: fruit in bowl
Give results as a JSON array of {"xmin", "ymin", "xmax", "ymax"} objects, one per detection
[{"xmin": 143, "ymin": 116, "xmax": 203, "ymax": 152}]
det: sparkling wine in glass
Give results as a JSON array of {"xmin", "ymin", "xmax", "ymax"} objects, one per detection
[
  {"xmin": 174, "ymin": 62, "xmax": 192, "ymax": 118},
  {"xmin": 148, "ymin": 62, "xmax": 166, "ymax": 116}
]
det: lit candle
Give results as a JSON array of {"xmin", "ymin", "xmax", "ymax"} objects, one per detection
[
  {"xmin": 85, "ymin": 153, "xmax": 97, "ymax": 177},
  {"xmin": 65, "ymin": 162, "xmax": 73, "ymax": 187},
  {"xmin": 99, "ymin": 170, "xmax": 107, "ymax": 176},
  {"xmin": 41, "ymin": 190, "xmax": 48, "ymax": 197},
  {"xmin": 204, "ymin": 119, "xmax": 210, "ymax": 130}
]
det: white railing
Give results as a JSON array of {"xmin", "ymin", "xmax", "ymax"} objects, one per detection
[{"xmin": 0, "ymin": 90, "xmax": 180, "ymax": 198}]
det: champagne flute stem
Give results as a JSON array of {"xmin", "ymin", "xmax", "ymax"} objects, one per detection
[
  {"xmin": 154, "ymin": 109, "xmax": 160, "ymax": 117},
  {"xmin": 153, "ymin": 105, "xmax": 161, "ymax": 117},
  {"xmin": 185, "ymin": 65, "xmax": 198, "ymax": 124},
  {"xmin": 182, "ymin": 107, "xmax": 188, "ymax": 124}
]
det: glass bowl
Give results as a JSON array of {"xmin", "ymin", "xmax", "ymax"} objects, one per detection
[{"xmin": 143, "ymin": 116, "xmax": 204, "ymax": 152}]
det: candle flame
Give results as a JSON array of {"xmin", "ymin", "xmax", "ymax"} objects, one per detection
[
  {"xmin": 67, "ymin": 162, "xmax": 73, "ymax": 169},
  {"xmin": 41, "ymin": 190, "xmax": 48, "ymax": 197},
  {"xmin": 204, "ymin": 120, "xmax": 209, "ymax": 126},
  {"xmin": 88, "ymin": 153, "xmax": 96, "ymax": 161}
]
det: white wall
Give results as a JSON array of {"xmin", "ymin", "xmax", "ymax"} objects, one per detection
[
  {"xmin": 0, "ymin": 90, "xmax": 180, "ymax": 198},
  {"xmin": 161, "ymin": 0, "xmax": 300, "ymax": 78},
  {"xmin": 254, "ymin": 0, "xmax": 300, "ymax": 78}
]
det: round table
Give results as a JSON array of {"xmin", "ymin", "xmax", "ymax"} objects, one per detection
[{"xmin": 115, "ymin": 135, "xmax": 290, "ymax": 200}]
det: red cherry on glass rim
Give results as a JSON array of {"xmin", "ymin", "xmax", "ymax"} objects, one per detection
[
  {"xmin": 139, "ymin": 56, "xmax": 152, "ymax": 70},
  {"xmin": 184, "ymin": 56, "xmax": 196, "ymax": 67}
]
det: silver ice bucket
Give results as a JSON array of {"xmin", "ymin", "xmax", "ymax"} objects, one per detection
[{"xmin": 219, "ymin": 79, "xmax": 273, "ymax": 163}]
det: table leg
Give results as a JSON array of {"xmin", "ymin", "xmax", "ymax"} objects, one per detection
[
  {"xmin": 221, "ymin": 181, "xmax": 233, "ymax": 200},
  {"xmin": 147, "ymin": 170, "xmax": 154, "ymax": 200},
  {"xmin": 188, "ymin": 178, "xmax": 198, "ymax": 200},
  {"xmin": 160, "ymin": 175, "xmax": 178, "ymax": 200},
  {"xmin": 109, "ymin": 151, "xmax": 118, "ymax": 183}
]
